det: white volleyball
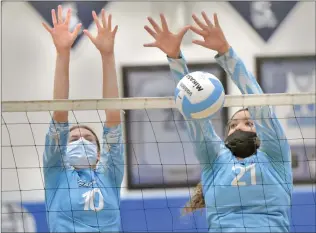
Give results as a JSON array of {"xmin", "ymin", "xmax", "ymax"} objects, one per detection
[{"xmin": 174, "ymin": 71, "xmax": 225, "ymax": 119}]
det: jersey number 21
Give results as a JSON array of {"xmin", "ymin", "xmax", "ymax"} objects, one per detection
[
  {"xmin": 231, "ymin": 164, "xmax": 257, "ymax": 186},
  {"xmin": 82, "ymin": 188, "xmax": 104, "ymax": 211}
]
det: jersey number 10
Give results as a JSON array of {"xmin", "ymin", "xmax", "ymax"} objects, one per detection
[{"xmin": 82, "ymin": 188, "xmax": 104, "ymax": 212}]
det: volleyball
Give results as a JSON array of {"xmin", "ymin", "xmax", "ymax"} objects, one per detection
[{"xmin": 174, "ymin": 71, "xmax": 225, "ymax": 120}]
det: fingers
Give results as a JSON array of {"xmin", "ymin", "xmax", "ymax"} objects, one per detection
[
  {"xmin": 143, "ymin": 42, "xmax": 157, "ymax": 47},
  {"xmin": 64, "ymin": 9, "xmax": 72, "ymax": 25},
  {"xmin": 52, "ymin": 6, "xmax": 72, "ymax": 26},
  {"xmin": 72, "ymin": 23, "xmax": 82, "ymax": 39},
  {"xmin": 190, "ymin": 25, "xmax": 208, "ymax": 37},
  {"xmin": 192, "ymin": 40, "xmax": 208, "ymax": 48},
  {"xmin": 201, "ymin": 11, "xmax": 213, "ymax": 28},
  {"xmin": 108, "ymin": 14, "xmax": 113, "ymax": 31},
  {"xmin": 213, "ymin": 13, "xmax": 220, "ymax": 28},
  {"xmin": 57, "ymin": 5, "xmax": 63, "ymax": 24},
  {"xmin": 192, "ymin": 14, "xmax": 208, "ymax": 31},
  {"xmin": 112, "ymin": 25, "xmax": 118, "ymax": 37},
  {"xmin": 93, "ymin": 10, "xmax": 115, "ymax": 32},
  {"xmin": 90, "ymin": 10, "xmax": 116, "ymax": 36},
  {"xmin": 51, "ymin": 9, "xmax": 57, "ymax": 26},
  {"xmin": 160, "ymin": 14, "xmax": 169, "ymax": 32},
  {"xmin": 83, "ymin": 29, "xmax": 94, "ymax": 42},
  {"xmin": 178, "ymin": 25, "xmax": 190, "ymax": 38},
  {"xmin": 42, "ymin": 22, "xmax": 52, "ymax": 33},
  {"xmin": 144, "ymin": 25, "xmax": 157, "ymax": 39},
  {"xmin": 101, "ymin": 9, "xmax": 107, "ymax": 29},
  {"xmin": 92, "ymin": 11, "xmax": 102, "ymax": 30},
  {"xmin": 147, "ymin": 17, "xmax": 162, "ymax": 33}
]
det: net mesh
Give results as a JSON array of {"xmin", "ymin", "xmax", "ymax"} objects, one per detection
[{"xmin": 1, "ymin": 93, "xmax": 316, "ymax": 232}]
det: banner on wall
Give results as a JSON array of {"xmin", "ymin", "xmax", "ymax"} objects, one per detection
[
  {"xmin": 29, "ymin": 1, "xmax": 110, "ymax": 49},
  {"xmin": 122, "ymin": 63, "xmax": 228, "ymax": 189},
  {"xmin": 229, "ymin": 1, "xmax": 298, "ymax": 42},
  {"xmin": 256, "ymin": 55, "xmax": 316, "ymax": 184}
]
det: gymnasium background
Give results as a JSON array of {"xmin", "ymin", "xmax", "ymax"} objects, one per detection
[{"xmin": 1, "ymin": 1, "xmax": 315, "ymax": 232}]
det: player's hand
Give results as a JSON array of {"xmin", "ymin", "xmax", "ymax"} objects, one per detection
[
  {"xmin": 84, "ymin": 9, "xmax": 118, "ymax": 55},
  {"xmin": 42, "ymin": 5, "xmax": 82, "ymax": 54},
  {"xmin": 144, "ymin": 14, "xmax": 190, "ymax": 59},
  {"xmin": 190, "ymin": 12, "xmax": 230, "ymax": 55}
]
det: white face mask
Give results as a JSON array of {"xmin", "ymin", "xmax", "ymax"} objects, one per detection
[{"xmin": 66, "ymin": 137, "xmax": 98, "ymax": 168}]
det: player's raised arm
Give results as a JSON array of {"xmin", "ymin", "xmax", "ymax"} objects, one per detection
[
  {"xmin": 42, "ymin": 5, "xmax": 81, "ymax": 192},
  {"xmin": 190, "ymin": 12, "xmax": 291, "ymax": 173},
  {"xmin": 84, "ymin": 10, "xmax": 124, "ymax": 186},
  {"xmin": 43, "ymin": 5, "xmax": 81, "ymax": 122},
  {"xmin": 143, "ymin": 14, "xmax": 227, "ymax": 168}
]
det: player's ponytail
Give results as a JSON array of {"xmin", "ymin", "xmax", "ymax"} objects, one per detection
[{"xmin": 182, "ymin": 182, "xmax": 205, "ymax": 214}]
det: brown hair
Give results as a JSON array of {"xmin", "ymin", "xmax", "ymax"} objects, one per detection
[
  {"xmin": 182, "ymin": 182, "xmax": 205, "ymax": 214},
  {"xmin": 182, "ymin": 108, "xmax": 249, "ymax": 214},
  {"xmin": 225, "ymin": 108, "xmax": 249, "ymax": 138},
  {"xmin": 69, "ymin": 125, "xmax": 101, "ymax": 152}
]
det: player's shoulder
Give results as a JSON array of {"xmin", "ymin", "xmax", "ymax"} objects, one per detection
[
  {"xmin": 217, "ymin": 148, "xmax": 234, "ymax": 162},
  {"xmin": 256, "ymin": 150, "xmax": 270, "ymax": 161},
  {"xmin": 204, "ymin": 149, "xmax": 234, "ymax": 171}
]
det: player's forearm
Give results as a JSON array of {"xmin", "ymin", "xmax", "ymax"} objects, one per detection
[
  {"xmin": 167, "ymin": 52, "xmax": 189, "ymax": 83},
  {"xmin": 215, "ymin": 47, "xmax": 263, "ymax": 95},
  {"xmin": 44, "ymin": 120, "xmax": 69, "ymax": 167},
  {"xmin": 102, "ymin": 125, "xmax": 124, "ymax": 185},
  {"xmin": 188, "ymin": 119, "xmax": 224, "ymax": 167},
  {"xmin": 53, "ymin": 51, "xmax": 70, "ymax": 122},
  {"xmin": 101, "ymin": 53, "xmax": 120, "ymax": 127},
  {"xmin": 43, "ymin": 120, "xmax": 69, "ymax": 189}
]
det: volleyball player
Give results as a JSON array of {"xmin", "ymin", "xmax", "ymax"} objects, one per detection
[
  {"xmin": 42, "ymin": 6, "xmax": 123, "ymax": 232},
  {"xmin": 144, "ymin": 13, "xmax": 292, "ymax": 232}
]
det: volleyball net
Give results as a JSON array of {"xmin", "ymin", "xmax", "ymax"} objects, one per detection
[{"xmin": 1, "ymin": 92, "xmax": 316, "ymax": 232}]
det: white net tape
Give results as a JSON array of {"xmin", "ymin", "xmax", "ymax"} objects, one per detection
[{"xmin": 2, "ymin": 92, "xmax": 315, "ymax": 112}]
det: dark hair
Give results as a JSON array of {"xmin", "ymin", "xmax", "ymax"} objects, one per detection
[
  {"xmin": 182, "ymin": 108, "xmax": 249, "ymax": 215},
  {"xmin": 224, "ymin": 108, "xmax": 249, "ymax": 138},
  {"xmin": 69, "ymin": 125, "xmax": 101, "ymax": 152}
]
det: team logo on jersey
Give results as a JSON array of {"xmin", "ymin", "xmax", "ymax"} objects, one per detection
[
  {"xmin": 229, "ymin": 1, "xmax": 298, "ymax": 42},
  {"xmin": 78, "ymin": 179, "xmax": 96, "ymax": 188},
  {"xmin": 29, "ymin": 1, "xmax": 110, "ymax": 49}
]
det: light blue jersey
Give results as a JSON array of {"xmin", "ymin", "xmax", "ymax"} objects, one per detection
[
  {"xmin": 43, "ymin": 121, "xmax": 124, "ymax": 232},
  {"xmin": 168, "ymin": 48, "xmax": 293, "ymax": 232}
]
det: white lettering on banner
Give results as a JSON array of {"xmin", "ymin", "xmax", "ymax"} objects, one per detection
[
  {"xmin": 250, "ymin": 1, "xmax": 278, "ymax": 29},
  {"xmin": 61, "ymin": 2, "xmax": 83, "ymax": 35}
]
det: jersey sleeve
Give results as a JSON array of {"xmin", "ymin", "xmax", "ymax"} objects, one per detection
[
  {"xmin": 43, "ymin": 120, "xmax": 69, "ymax": 190},
  {"xmin": 215, "ymin": 47, "xmax": 291, "ymax": 172},
  {"xmin": 99, "ymin": 124, "xmax": 124, "ymax": 188},
  {"xmin": 168, "ymin": 54, "xmax": 228, "ymax": 168}
]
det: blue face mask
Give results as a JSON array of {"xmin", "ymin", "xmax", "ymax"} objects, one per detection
[{"xmin": 66, "ymin": 137, "xmax": 98, "ymax": 168}]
